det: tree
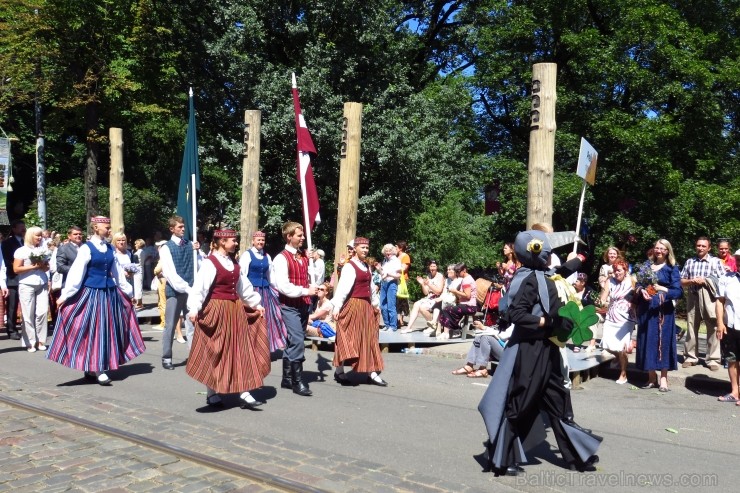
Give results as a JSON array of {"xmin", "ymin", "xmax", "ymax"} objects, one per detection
[{"xmin": 460, "ymin": 0, "xmax": 740, "ymax": 262}]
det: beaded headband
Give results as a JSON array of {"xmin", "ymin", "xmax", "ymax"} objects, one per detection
[{"xmin": 213, "ymin": 229, "xmax": 237, "ymax": 238}]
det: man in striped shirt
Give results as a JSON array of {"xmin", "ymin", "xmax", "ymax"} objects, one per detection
[{"xmin": 681, "ymin": 237, "xmax": 726, "ymax": 370}]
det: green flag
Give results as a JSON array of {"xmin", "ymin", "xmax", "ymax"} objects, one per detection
[{"xmin": 177, "ymin": 88, "xmax": 201, "ymax": 241}]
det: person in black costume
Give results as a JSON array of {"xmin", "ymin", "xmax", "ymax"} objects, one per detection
[{"xmin": 478, "ymin": 230, "xmax": 601, "ymax": 476}]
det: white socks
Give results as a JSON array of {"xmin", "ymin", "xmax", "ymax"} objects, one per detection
[
  {"xmin": 370, "ymin": 371, "xmax": 382, "ymax": 383},
  {"xmin": 240, "ymin": 392, "xmax": 257, "ymax": 404}
]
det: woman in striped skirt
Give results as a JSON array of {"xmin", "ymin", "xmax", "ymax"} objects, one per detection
[
  {"xmin": 331, "ymin": 237, "xmax": 387, "ymax": 386},
  {"xmin": 238, "ymin": 230, "xmax": 287, "ymax": 353},
  {"xmin": 187, "ymin": 228, "xmax": 271, "ymax": 409},
  {"xmin": 46, "ymin": 216, "xmax": 145, "ymax": 385}
]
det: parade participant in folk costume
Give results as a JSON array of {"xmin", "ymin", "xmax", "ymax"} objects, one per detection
[
  {"xmin": 271, "ymin": 221, "xmax": 317, "ymax": 396},
  {"xmin": 186, "ymin": 228, "xmax": 270, "ymax": 410},
  {"xmin": 330, "ymin": 237, "xmax": 387, "ymax": 386},
  {"xmin": 478, "ymin": 230, "xmax": 601, "ymax": 477},
  {"xmin": 239, "ymin": 230, "xmax": 288, "ymax": 353},
  {"xmin": 47, "ymin": 216, "xmax": 145, "ymax": 386},
  {"xmin": 160, "ymin": 215, "xmax": 201, "ymax": 370}
]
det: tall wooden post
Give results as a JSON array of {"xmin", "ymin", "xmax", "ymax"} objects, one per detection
[
  {"xmin": 334, "ymin": 103, "xmax": 362, "ymax": 267},
  {"xmin": 526, "ymin": 63, "xmax": 557, "ymax": 229},
  {"xmin": 109, "ymin": 127, "xmax": 124, "ymax": 234},
  {"xmin": 239, "ymin": 110, "xmax": 261, "ymax": 254}
]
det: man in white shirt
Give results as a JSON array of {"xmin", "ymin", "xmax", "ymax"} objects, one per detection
[
  {"xmin": 271, "ymin": 221, "xmax": 316, "ymax": 396},
  {"xmin": 716, "ymin": 259, "xmax": 740, "ymax": 403},
  {"xmin": 159, "ymin": 216, "xmax": 201, "ymax": 370}
]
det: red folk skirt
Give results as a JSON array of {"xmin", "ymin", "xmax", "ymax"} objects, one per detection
[
  {"xmin": 334, "ymin": 297, "xmax": 384, "ymax": 373},
  {"xmin": 186, "ymin": 299, "xmax": 271, "ymax": 394}
]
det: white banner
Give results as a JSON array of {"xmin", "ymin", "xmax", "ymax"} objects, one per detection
[{"xmin": 576, "ymin": 137, "xmax": 598, "ymax": 185}]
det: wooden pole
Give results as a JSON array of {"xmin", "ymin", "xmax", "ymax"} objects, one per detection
[
  {"xmin": 109, "ymin": 127, "xmax": 124, "ymax": 235},
  {"xmin": 239, "ymin": 110, "xmax": 261, "ymax": 254},
  {"xmin": 526, "ymin": 63, "xmax": 557, "ymax": 229},
  {"xmin": 334, "ymin": 102, "xmax": 362, "ymax": 268}
]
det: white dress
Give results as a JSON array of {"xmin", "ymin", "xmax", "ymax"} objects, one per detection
[{"xmin": 601, "ymin": 277, "xmax": 634, "ymax": 351}]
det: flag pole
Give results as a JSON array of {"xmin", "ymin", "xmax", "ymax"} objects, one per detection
[
  {"xmin": 189, "ymin": 87, "xmax": 198, "ymax": 273},
  {"xmin": 573, "ymin": 180, "xmax": 586, "ymax": 254},
  {"xmin": 293, "ymin": 74, "xmax": 314, "ymax": 249},
  {"xmin": 300, "ymin": 160, "xmax": 315, "ymax": 282},
  {"xmin": 293, "ymin": 72, "xmax": 314, "ymax": 277},
  {"xmin": 191, "ymin": 173, "xmax": 198, "ymax": 272}
]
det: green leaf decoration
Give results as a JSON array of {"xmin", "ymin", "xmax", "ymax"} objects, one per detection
[{"xmin": 558, "ymin": 301, "xmax": 598, "ymax": 346}]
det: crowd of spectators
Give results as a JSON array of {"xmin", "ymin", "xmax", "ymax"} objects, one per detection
[{"xmin": 1, "ymin": 218, "xmax": 738, "ymax": 404}]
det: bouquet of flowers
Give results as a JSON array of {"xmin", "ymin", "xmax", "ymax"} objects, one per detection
[
  {"xmin": 634, "ymin": 261, "xmax": 658, "ymax": 295},
  {"xmin": 29, "ymin": 247, "xmax": 51, "ymax": 264},
  {"xmin": 586, "ymin": 288, "xmax": 600, "ymax": 306},
  {"xmin": 122, "ymin": 263, "xmax": 141, "ymax": 275}
]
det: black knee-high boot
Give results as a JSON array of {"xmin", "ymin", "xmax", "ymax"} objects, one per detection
[
  {"xmin": 281, "ymin": 358, "xmax": 292, "ymax": 389},
  {"xmin": 290, "ymin": 361, "xmax": 312, "ymax": 396}
]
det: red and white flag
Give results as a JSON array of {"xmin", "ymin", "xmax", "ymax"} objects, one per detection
[{"xmin": 292, "ymin": 73, "xmax": 320, "ymax": 231}]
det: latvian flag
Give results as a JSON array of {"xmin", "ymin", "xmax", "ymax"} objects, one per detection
[{"xmin": 291, "ymin": 73, "xmax": 321, "ymax": 230}]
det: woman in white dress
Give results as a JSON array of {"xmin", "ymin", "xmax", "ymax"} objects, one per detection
[{"xmin": 599, "ymin": 258, "xmax": 635, "ymax": 384}]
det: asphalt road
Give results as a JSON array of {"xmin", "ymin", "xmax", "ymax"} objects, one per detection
[{"xmin": 1, "ymin": 325, "xmax": 739, "ymax": 492}]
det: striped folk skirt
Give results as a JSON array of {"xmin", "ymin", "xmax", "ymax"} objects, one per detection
[
  {"xmin": 186, "ymin": 299, "xmax": 271, "ymax": 394},
  {"xmin": 255, "ymin": 285, "xmax": 287, "ymax": 352},
  {"xmin": 334, "ymin": 298, "xmax": 384, "ymax": 373},
  {"xmin": 46, "ymin": 286, "xmax": 146, "ymax": 372}
]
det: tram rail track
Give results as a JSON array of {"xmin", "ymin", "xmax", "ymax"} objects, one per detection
[{"xmin": 0, "ymin": 393, "xmax": 330, "ymax": 493}]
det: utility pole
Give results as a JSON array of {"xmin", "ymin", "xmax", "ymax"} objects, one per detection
[
  {"xmin": 526, "ymin": 63, "xmax": 557, "ymax": 229},
  {"xmin": 34, "ymin": 8, "xmax": 46, "ymax": 229}
]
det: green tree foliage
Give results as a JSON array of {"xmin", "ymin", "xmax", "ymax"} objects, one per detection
[
  {"xmin": 411, "ymin": 190, "xmax": 498, "ymax": 269},
  {"xmin": 461, "ymin": 0, "xmax": 740, "ymax": 263},
  {"xmin": 2, "ymin": 0, "xmax": 738, "ymax": 273},
  {"xmin": 24, "ymin": 178, "xmax": 169, "ymax": 238}
]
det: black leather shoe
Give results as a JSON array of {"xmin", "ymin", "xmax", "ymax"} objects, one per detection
[
  {"xmin": 334, "ymin": 372, "xmax": 353, "ymax": 385},
  {"xmin": 240, "ymin": 397, "xmax": 265, "ymax": 410},
  {"xmin": 367, "ymin": 375, "xmax": 388, "ymax": 387},
  {"xmin": 492, "ymin": 464, "xmax": 524, "ymax": 477},
  {"xmin": 162, "ymin": 361, "xmax": 175, "ymax": 370},
  {"xmin": 9, "ymin": 332, "xmax": 21, "ymax": 340},
  {"xmin": 281, "ymin": 359, "xmax": 292, "ymax": 389},
  {"xmin": 97, "ymin": 373, "xmax": 112, "ymax": 386},
  {"xmin": 569, "ymin": 455, "xmax": 599, "ymax": 472},
  {"xmin": 290, "ymin": 361, "xmax": 312, "ymax": 396}
]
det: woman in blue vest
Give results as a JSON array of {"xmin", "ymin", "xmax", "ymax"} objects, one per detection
[
  {"xmin": 47, "ymin": 216, "xmax": 145, "ymax": 385},
  {"xmin": 238, "ymin": 230, "xmax": 287, "ymax": 353}
]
